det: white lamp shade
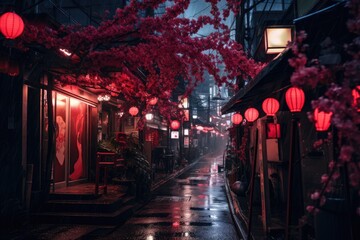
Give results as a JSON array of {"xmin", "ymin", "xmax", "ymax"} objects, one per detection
[{"xmin": 265, "ymin": 26, "xmax": 292, "ymax": 54}]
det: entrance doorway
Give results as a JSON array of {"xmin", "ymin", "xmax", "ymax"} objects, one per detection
[{"xmin": 52, "ymin": 93, "xmax": 90, "ymax": 187}]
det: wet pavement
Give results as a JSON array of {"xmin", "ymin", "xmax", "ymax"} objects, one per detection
[
  {"xmin": 10, "ymin": 154, "xmax": 240, "ymax": 240},
  {"xmin": 91, "ymin": 154, "xmax": 239, "ymax": 240}
]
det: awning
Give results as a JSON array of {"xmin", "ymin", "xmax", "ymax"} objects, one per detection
[
  {"xmin": 221, "ymin": 49, "xmax": 293, "ymax": 115},
  {"xmin": 221, "ymin": 1, "xmax": 348, "ymax": 115},
  {"xmin": 192, "ymin": 118, "xmax": 216, "ymax": 128}
]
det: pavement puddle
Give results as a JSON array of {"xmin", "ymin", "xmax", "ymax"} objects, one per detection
[
  {"xmin": 134, "ymin": 212, "xmax": 170, "ymax": 218},
  {"xmin": 153, "ymin": 196, "xmax": 191, "ymax": 202}
]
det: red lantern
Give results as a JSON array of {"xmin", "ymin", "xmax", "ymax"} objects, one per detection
[
  {"xmin": 148, "ymin": 97, "xmax": 158, "ymax": 106},
  {"xmin": 285, "ymin": 87, "xmax": 305, "ymax": 112},
  {"xmin": 262, "ymin": 98, "xmax": 280, "ymax": 116},
  {"xmin": 170, "ymin": 120, "xmax": 180, "ymax": 130},
  {"xmin": 245, "ymin": 108, "xmax": 259, "ymax": 123},
  {"xmin": 231, "ymin": 113, "xmax": 243, "ymax": 125},
  {"xmin": 352, "ymin": 86, "xmax": 360, "ymax": 111},
  {"xmin": 0, "ymin": 12, "xmax": 24, "ymax": 39},
  {"xmin": 129, "ymin": 106, "xmax": 139, "ymax": 116},
  {"xmin": 314, "ymin": 108, "xmax": 332, "ymax": 132}
]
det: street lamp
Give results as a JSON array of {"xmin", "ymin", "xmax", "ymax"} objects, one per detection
[{"xmin": 145, "ymin": 113, "xmax": 154, "ymax": 121}]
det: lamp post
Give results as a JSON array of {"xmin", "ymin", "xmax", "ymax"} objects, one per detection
[
  {"xmin": 243, "ymin": 107, "xmax": 260, "ymax": 239},
  {"xmin": 285, "ymin": 87, "xmax": 305, "ymax": 240}
]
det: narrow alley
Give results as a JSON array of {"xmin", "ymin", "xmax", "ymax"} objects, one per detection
[{"xmin": 97, "ymin": 154, "xmax": 238, "ymax": 240}]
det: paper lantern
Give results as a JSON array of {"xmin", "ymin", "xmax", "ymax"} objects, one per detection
[
  {"xmin": 0, "ymin": 12, "xmax": 24, "ymax": 39},
  {"xmin": 231, "ymin": 113, "xmax": 243, "ymax": 125},
  {"xmin": 148, "ymin": 97, "xmax": 158, "ymax": 106},
  {"xmin": 245, "ymin": 108, "xmax": 259, "ymax": 123},
  {"xmin": 314, "ymin": 108, "xmax": 332, "ymax": 132},
  {"xmin": 262, "ymin": 98, "xmax": 280, "ymax": 116},
  {"xmin": 285, "ymin": 87, "xmax": 305, "ymax": 112},
  {"xmin": 170, "ymin": 120, "xmax": 180, "ymax": 130},
  {"xmin": 129, "ymin": 106, "xmax": 139, "ymax": 116}
]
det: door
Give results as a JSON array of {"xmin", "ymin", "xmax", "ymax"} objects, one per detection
[{"xmin": 53, "ymin": 93, "xmax": 89, "ymax": 185}]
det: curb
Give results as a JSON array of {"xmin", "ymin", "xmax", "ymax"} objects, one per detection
[
  {"xmin": 151, "ymin": 158, "xmax": 200, "ymax": 191},
  {"xmin": 224, "ymin": 175, "xmax": 252, "ymax": 240}
]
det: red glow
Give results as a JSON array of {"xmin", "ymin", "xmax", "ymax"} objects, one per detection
[
  {"xmin": 262, "ymin": 98, "xmax": 280, "ymax": 116},
  {"xmin": 129, "ymin": 106, "xmax": 139, "ymax": 116},
  {"xmin": 172, "ymin": 221, "xmax": 180, "ymax": 227},
  {"xmin": 0, "ymin": 12, "xmax": 24, "ymax": 39},
  {"xmin": 7, "ymin": 59, "xmax": 19, "ymax": 77},
  {"xmin": 244, "ymin": 108, "xmax": 259, "ymax": 123},
  {"xmin": 352, "ymin": 86, "xmax": 360, "ymax": 111},
  {"xmin": 231, "ymin": 113, "xmax": 243, "ymax": 125},
  {"xmin": 266, "ymin": 123, "xmax": 281, "ymax": 139},
  {"xmin": 170, "ymin": 120, "xmax": 180, "ymax": 130},
  {"xmin": 285, "ymin": 87, "xmax": 305, "ymax": 112},
  {"xmin": 148, "ymin": 97, "xmax": 158, "ymax": 106},
  {"xmin": 314, "ymin": 108, "xmax": 332, "ymax": 132}
]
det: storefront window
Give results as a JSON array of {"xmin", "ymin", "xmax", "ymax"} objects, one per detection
[
  {"xmin": 54, "ymin": 93, "xmax": 67, "ymax": 183},
  {"xmin": 41, "ymin": 92, "xmax": 90, "ymax": 185},
  {"xmin": 69, "ymin": 99, "xmax": 87, "ymax": 181}
]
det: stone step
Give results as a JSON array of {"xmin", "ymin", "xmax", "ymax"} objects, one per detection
[
  {"xmin": 32, "ymin": 204, "xmax": 136, "ymax": 225},
  {"xmin": 42, "ymin": 195, "xmax": 135, "ymax": 213},
  {"xmin": 48, "ymin": 192, "xmax": 100, "ymax": 201}
]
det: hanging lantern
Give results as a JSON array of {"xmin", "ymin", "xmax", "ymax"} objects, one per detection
[
  {"xmin": 352, "ymin": 86, "xmax": 360, "ymax": 111},
  {"xmin": 314, "ymin": 108, "xmax": 332, "ymax": 132},
  {"xmin": 148, "ymin": 97, "xmax": 158, "ymax": 106},
  {"xmin": 129, "ymin": 106, "xmax": 139, "ymax": 116},
  {"xmin": 170, "ymin": 120, "xmax": 180, "ymax": 130},
  {"xmin": 231, "ymin": 113, "xmax": 243, "ymax": 125},
  {"xmin": 285, "ymin": 87, "xmax": 305, "ymax": 112},
  {"xmin": 262, "ymin": 98, "xmax": 280, "ymax": 116},
  {"xmin": 245, "ymin": 108, "xmax": 259, "ymax": 123},
  {"xmin": 0, "ymin": 12, "xmax": 24, "ymax": 39}
]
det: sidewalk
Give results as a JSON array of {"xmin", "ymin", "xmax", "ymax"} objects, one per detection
[
  {"xmin": 224, "ymin": 176, "xmax": 285, "ymax": 240},
  {"xmin": 151, "ymin": 159, "xmax": 198, "ymax": 191},
  {"xmin": 1, "ymin": 157, "xmax": 204, "ymax": 239}
]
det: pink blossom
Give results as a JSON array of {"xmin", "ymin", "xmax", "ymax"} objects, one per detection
[
  {"xmin": 306, "ymin": 205, "xmax": 315, "ymax": 213},
  {"xmin": 349, "ymin": 172, "xmax": 359, "ymax": 187},
  {"xmin": 339, "ymin": 145, "xmax": 354, "ymax": 163},
  {"xmin": 321, "ymin": 174, "xmax": 329, "ymax": 183},
  {"xmin": 313, "ymin": 139, "xmax": 323, "ymax": 149},
  {"xmin": 331, "ymin": 171, "xmax": 340, "ymax": 181},
  {"xmin": 328, "ymin": 161, "xmax": 336, "ymax": 170},
  {"xmin": 311, "ymin": 191, "xmax": 320, "ymax": 200},
  {"xmin": 320, "ymin": 196, "xmax": 326, "ymax": 206}
]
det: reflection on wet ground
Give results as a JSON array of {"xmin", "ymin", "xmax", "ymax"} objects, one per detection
[{"xmin": 95, "ymin": 154, "xmax": 239, "ymax": 240}]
